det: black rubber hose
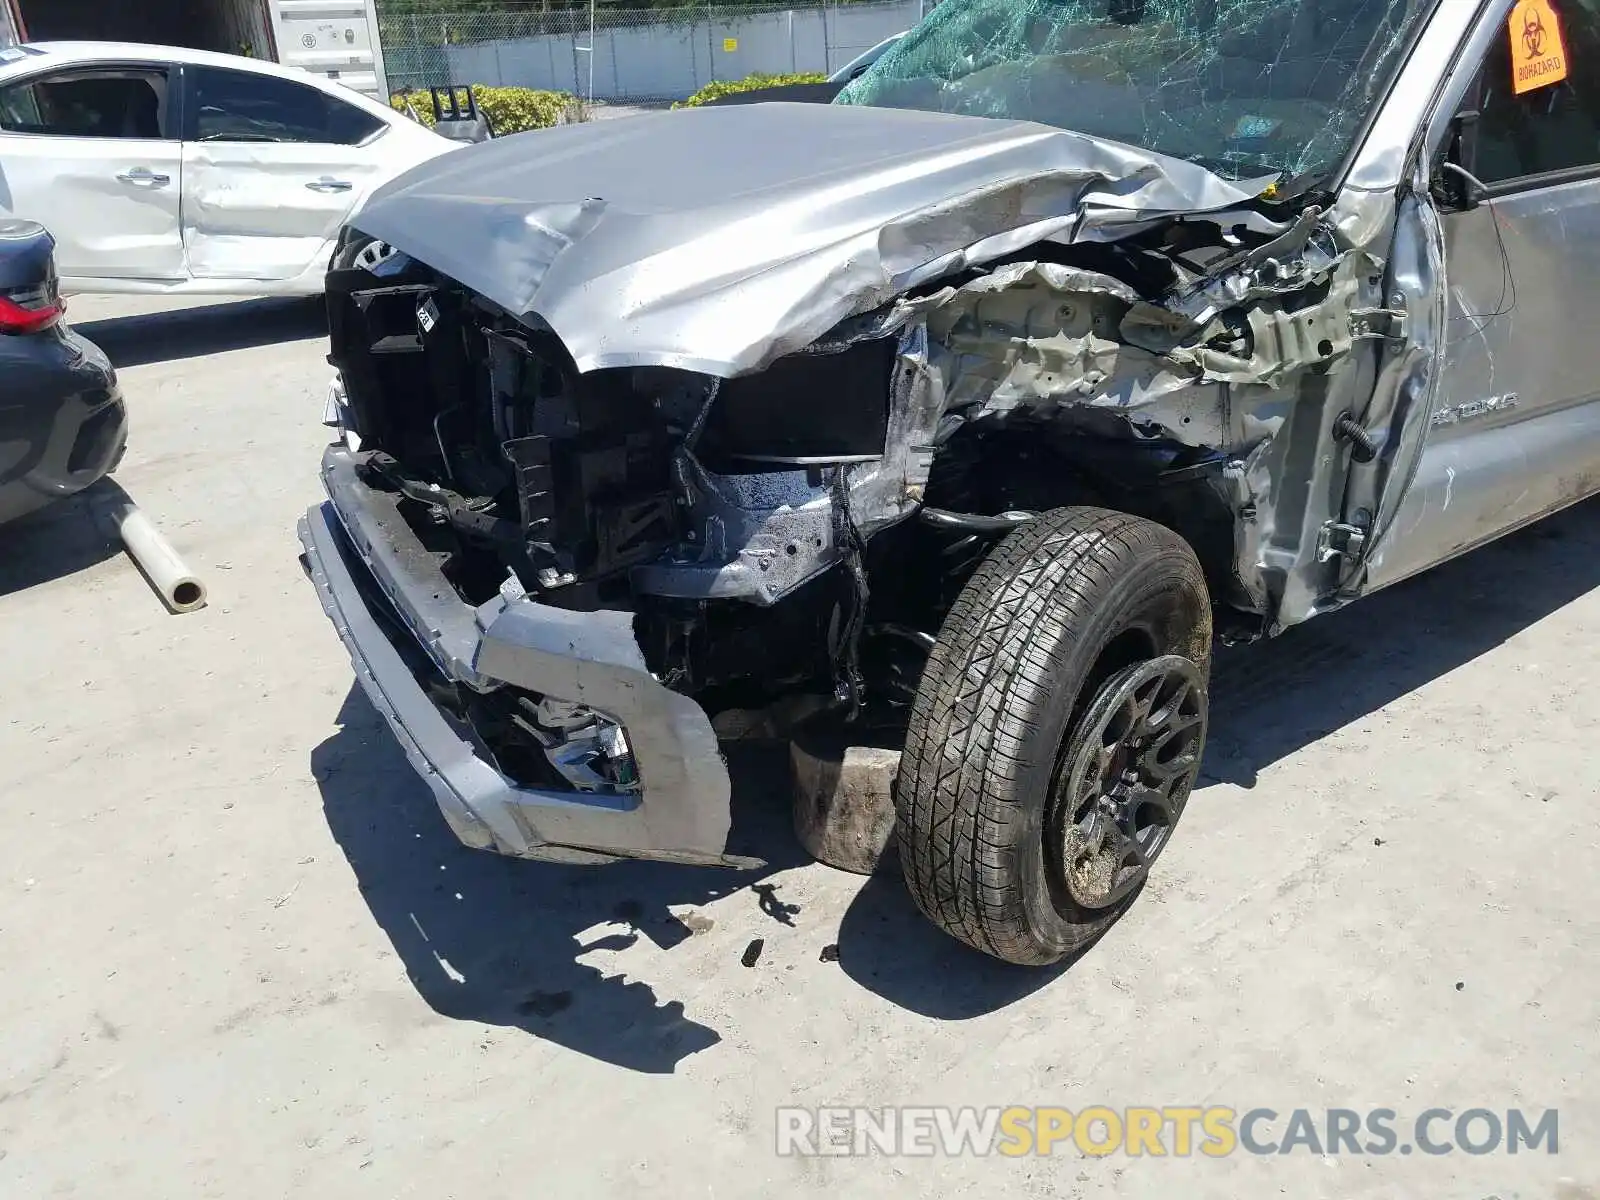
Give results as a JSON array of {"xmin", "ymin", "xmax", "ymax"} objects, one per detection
[
  {"xmin": 866, "ymin": 623, "xmax": 937, "ymax": 652},
  {"xmin": 1333, "ymin": 412, "xmax": 1379, "ymax": 464},
  {"xmin": 919, "ymin": 507, "xmax": 1038, "ymax": 534}
]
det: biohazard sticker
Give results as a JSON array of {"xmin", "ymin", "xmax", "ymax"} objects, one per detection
[{"xmin": 1509, "ymin": 0, "xmax": 1569, "ymax": 95}]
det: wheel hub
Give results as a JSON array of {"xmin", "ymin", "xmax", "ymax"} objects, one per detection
[{"xmin": 1055, "ymin": 655, "xmax": 1208, "ymax": 910}]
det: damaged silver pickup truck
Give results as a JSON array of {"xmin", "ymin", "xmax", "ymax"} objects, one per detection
[{"xmin": 298, "ymin": 0, "xmax": 1600, "ymax": 964}]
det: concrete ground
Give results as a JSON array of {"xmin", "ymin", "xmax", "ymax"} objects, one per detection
[
  {"xmin": 1, "ymin": 294, "xmax": 1595, "ymax": 1199},
  {"xmin": 585, "ymin": 100, "xmax": 673, "ymax": 121}
]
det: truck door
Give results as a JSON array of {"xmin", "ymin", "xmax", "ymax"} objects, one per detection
[{"xmin": 1359, "ymin": 0, "xmax": 1600, "ymax": 593}]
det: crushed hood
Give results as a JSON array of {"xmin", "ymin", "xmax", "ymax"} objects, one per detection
[{"xmin": 351, "ymin": 101, "xmax": 1269, "ymax": 376}]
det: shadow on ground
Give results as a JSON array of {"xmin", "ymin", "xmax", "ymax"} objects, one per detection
[
  {"xmin": 832, "ymin": 497, "xmax": 1600, "ymax": 1012},
  {"xmin": 315, "ymin": 687, "xmax": 810, "ymax": 1074},
  {"xmin": 0, "ymin": 489, "xmax": 121, "ymax": 596},
  {"xmin": 317, "ymin": 497, "xmax": 1600, "ymax": 1063},
  {"xmin": 1200, "ymin": 497, "xmax": 1600, "ymax": 788},
  {"xmin": 74, "ymin": 297, "xmax": 326, "ymax": 367}
]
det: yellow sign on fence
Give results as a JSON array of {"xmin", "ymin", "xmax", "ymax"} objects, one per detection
[{"xmin": 723, "ymin": 37, "xmax": 738, "ymax": 52}]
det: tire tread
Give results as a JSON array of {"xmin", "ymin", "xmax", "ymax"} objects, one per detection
[{"xmin": 897, "ymin": 507, "xmax": 1208, "ymax": 964}]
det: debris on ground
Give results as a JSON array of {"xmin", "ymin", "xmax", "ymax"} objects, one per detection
[{"xmin": 678, "ymin": 911, "xmax": 715, "ymax": 935}]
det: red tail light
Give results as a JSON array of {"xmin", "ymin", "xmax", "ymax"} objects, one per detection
[{"xmin": 0, "ymin": 282, "xmax": 64, "ymax": 334}]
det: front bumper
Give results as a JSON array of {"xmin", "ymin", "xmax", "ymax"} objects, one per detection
[{"xmin": 298, "ymin": 445, "xmax": 756, "ymax": 868}]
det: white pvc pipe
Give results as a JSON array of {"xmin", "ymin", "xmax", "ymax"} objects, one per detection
[{"xmin": 101, "ymin": 484, "xmax": 207, "ymax": 614}]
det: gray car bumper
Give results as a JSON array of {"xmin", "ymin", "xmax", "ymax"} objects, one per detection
[{"xmin": 298, "ymin": 445, "xmax": 756, "ymax": 869}]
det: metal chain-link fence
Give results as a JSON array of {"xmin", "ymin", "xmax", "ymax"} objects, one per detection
[{"xmin": 382, "ymin": 0, "xmax": 929, "ymax": 102}]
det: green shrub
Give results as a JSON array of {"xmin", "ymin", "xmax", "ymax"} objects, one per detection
[
  {"xmin": 673, "ymin": 72, "xmax": 828, "ymax": 108},
  {"xmin": 390, "ymin": 85, "xmax": 575, "ymax": 135}
]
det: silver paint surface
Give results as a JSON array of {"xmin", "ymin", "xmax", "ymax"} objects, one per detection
[{"xmin": 349, "ymin": 100, "xmax": 1271, "ymax": 377}]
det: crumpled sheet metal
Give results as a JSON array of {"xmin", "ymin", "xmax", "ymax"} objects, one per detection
[
  {"xmin": 851, "ymin": 212, "xmax": 1394, "ymax": 632},
  {"xmin": 1338, "ymin": 178, "xmax": 1447, "ymax": 598},
  {"xmin": 1163, "ymin": 207, "xmax": 1339, "ymax": 325},
  {"xmin": 875, "ymin": 252, "xmax": 1364, "ymax": 455},
  {"xmin": 910, "ymin": 260, "xmax": 1209, "ymax": 428},
  {"xmin": 349, "ymin": 101, "xmax": 1272, "ymax": 378},
  {"xmin": 1168, "ymin": 272, "xmax": 1367, "ymax": 391}
]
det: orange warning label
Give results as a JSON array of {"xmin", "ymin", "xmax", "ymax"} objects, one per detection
[{"xmin": 1510, "ymin": 0, "xmax": 1569, "ymax": 94}]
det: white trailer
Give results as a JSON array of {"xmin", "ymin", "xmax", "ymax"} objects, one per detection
[{"xmin": 0, "ymin": 0, "xmax": 389, "ymax": 99}]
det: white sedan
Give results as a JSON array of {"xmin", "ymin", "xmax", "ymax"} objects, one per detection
[{"xmin": 0, "ymin": 41, "xmax": 457, "ymax": 296}]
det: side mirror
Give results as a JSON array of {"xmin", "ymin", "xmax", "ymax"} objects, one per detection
[
  {"xmin": 1433, "ymin": 161, "xmax": 1490, "ymax": 211},
  {"xmin": 1431, "ymin": 109, "xmax": 1484, "ymax": 211}
]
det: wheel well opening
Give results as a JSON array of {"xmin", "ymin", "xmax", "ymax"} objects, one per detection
[{"xmin": 924, "ymin": 422, "xmax": 1238, "ymax": 605}]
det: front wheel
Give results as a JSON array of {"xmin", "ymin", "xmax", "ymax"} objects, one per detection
[{"xmin": 897, "ymin": 507, "xmax": 1212, "ymax": 966}]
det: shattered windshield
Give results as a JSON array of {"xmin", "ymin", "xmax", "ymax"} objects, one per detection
[{"xmin": 835, "ymin": 0, "xmax": 1435, "ymax": 183}]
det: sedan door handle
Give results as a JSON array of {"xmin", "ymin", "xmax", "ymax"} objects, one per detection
[
  {"xmin": 116, "ymin": 168, "xmax": 171, "ymax": 186},
  {"xmin": 306, "ymin": 178, "xmax": 353, "ymax": 193}
]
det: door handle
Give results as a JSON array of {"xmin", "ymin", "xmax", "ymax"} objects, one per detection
[
  {"xmin": 116, "ymin": 168, "xmax": 171, "ymax": 186},
  {"xmin": 306, "ymin": 178, "xmax": 354, "ymax": 193}
]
